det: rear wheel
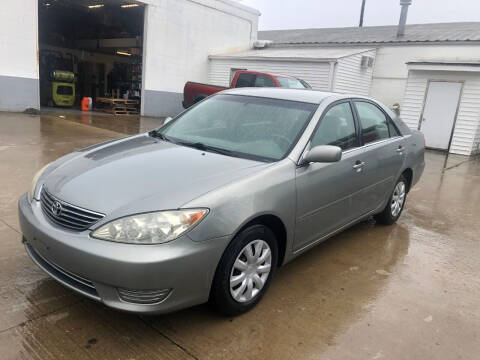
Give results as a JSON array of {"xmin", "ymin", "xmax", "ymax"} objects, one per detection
[
  {"xmin": 210, "ymin": 225, "xmax": 278, "ymax": 316},
  {"xmin": 374, "ymin": 175, "xmax": 407, "ymax": 225}
]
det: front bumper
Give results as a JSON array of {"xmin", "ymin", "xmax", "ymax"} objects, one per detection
[{"xmin": 18, "ymin": 194, "xmax": 230, "ymax": 314}]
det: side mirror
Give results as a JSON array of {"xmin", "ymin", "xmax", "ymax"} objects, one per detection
[
  {"xmin": 164, "ymin": 116, "xmax": 173, "ymax": 125},
  {"xmin": 302, "ymin": 145, "xmax": 342, "ymax": 165}
]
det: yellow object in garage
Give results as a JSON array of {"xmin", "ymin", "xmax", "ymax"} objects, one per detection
[
  {"xmin": 52, "ymin": 82, "xmax": 75, "ymax": 107},
  {"xmin": 51, "ymin": 70, "xmax": 75, "ymax": 107}
]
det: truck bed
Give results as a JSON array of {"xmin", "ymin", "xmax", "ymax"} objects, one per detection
[{"xmin": 183, "ymin": 81, "xmax": 228, "ymax": 108}]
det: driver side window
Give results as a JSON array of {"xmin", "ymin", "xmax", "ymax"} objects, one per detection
[{"xmin": 311, "ymin": 102, "xmax": 357, "ymax": 151}]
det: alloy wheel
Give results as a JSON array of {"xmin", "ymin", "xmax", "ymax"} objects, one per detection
[{"xmin": 391, "ymin": 181, "xmax": 406, "ymax": 217}]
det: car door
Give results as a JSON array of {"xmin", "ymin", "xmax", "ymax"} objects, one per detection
[
  {"xmin": 294, "ymin": 101, "xmax": 365, "ymax": 252},
  {"xmin": 352, "ymin": 100, "xmax": 406, "ymax": 213}
]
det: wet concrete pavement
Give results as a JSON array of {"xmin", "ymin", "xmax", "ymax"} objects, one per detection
[{"xmin": 0, "ymin": 111, "xmax": 479, "ymax": 359}]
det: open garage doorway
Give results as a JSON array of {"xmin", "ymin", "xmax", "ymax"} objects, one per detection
[{"xmin": 38, "ymin": 0, "xmax": 145, "ymax": 115}]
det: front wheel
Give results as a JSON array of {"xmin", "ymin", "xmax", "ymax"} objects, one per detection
[
  {"xmin": 374, "ymin": 175, "xmax": 407, "ymax": 225},
  {"xmin": 210, "ymin": 225, "xmax": 278, "ymax": 316}
]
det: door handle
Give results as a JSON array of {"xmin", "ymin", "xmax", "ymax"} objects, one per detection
[
  {"xmin": 396, "ymin": 146, "xmax": 405, "ymax": 155},
  {"xmin": 353, "ymin": 161, "xmax": 365, "ymax": 173}
]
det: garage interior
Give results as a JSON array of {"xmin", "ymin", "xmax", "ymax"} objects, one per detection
[{"xmin": 38, "ymin": 0, "xmax": 145, "ymax": 115}]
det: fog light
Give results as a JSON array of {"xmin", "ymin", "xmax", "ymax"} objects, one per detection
[{"xmin": 117, "ymin": 288, "xmax": 171, "ymax": 304}]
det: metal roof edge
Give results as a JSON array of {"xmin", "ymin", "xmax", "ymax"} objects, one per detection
[
  {"xmin": 208, "ymin": 55, "xmax": 336, "ymax": 62},
  {"xmin": 335, "ymin": 48, "xmax": 376, "ymax": 59},
  {"xmin": 407, "ymin": 61, "xmax": 480, "ymax": 66},
  {"xmin": 266, "ymin": 40, "xmax": 480, "ymax": 46},
  {"xmin": 217, "ymin": 0, "xmax": 261, "ymax": 16}
]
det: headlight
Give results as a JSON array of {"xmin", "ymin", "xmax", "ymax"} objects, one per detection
[
  {"xmin": 91, "ymin": 209, "xmax": 209, "ymax": 244},
  {"xmin": 28, "ymin": 163, "xmax": 51, "ymax": 202}
]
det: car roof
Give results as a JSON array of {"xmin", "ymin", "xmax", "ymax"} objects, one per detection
[
  {"xmin": 221, "ymin": 87, "xmax": 339, "ymax": 104},
  {"xmin": 215, "ymin": 88, "xmax": 411, "ymax": 135}
]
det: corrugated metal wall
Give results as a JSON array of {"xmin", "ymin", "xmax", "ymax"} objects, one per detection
[
  {"xmin": 401, "ymin": 70, "xmax": 480, "ymax": 155},
  {"xmin": 333, "ymin": 50, "xmax": 376, "ymax": 96},
  {"xmin": 208, "ymin": 59, "xmax": 332, "ymax": 90}
]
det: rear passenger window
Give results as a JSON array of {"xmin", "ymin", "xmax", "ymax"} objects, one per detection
[
  {"xmin": 236, "ymin": 73, "xmax": 256, "ymax": 88},
  {"xmin": 254, "ymin": 75, "xmax": 275, "ymax": 87},
  {"xmin": 354, "ymin": 102, "xmax": 389, "ymax": 144},
  {"xmin": 311, "ymin": 102, "xmax": 357, "ymax": 151},
  {"xmin": 388, "ymin": 121, "xmax": 401, "ymax": 137}
]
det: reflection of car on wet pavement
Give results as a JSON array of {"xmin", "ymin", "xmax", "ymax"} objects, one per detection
[{"xmin": 18, "ymin": 88, "xmax": 425, "ymax": 316}]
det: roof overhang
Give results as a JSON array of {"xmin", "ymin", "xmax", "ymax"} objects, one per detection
[
  {"xmin": 208, "ymin": 55, "xmax": 337, "ymax": 62},
  {"xmin": 209, "ymin": 48, "xmax": 375, "ymax": 63},
  {"xmin": 407, "ymin": 61, "xmax": 480, "ymax": 72}
]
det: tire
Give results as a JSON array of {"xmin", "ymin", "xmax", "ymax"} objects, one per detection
[
  {"xmin": 374, "ymin": 175, "xmax": 408, "ymax": 225},
  {"xmin": 210, "ymin": 224, "xmax": 278, "ymax": 316}
]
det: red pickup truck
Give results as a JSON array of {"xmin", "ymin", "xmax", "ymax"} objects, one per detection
[{"xmin": 182, "ymin": 70, "xmax": 311, "ymax": 108}]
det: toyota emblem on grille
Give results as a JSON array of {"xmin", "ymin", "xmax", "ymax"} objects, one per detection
[{"xmin": 51, "ymin": 201, "xmax": 63, "ymax": 217}]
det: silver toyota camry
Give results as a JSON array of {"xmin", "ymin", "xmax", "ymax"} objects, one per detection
[{"xmin": 19, "ymin": 88, "xmax": 425, "ymax": 316}]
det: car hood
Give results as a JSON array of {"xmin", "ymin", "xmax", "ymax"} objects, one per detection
[{"xmin": 43, "ymin": 134, "xmax": 269, "ymax": 217}]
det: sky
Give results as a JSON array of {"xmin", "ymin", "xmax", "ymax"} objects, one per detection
[{"xmin": 237, "ymin": 0, "xmax": 480, "ymax": 30}]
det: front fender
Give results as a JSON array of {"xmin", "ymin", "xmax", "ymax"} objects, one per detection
[{"xmin": 184, "ymin": 159, "xmax": 297, "ymax": 262}]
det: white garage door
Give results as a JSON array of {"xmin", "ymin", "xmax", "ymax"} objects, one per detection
[{"xmin": 420, "ymin": 81, "xmax": 462, "ymax": 150}]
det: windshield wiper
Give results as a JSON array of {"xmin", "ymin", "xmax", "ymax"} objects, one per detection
[{"xmin": 173, "ymin": 140, "xmax": 237, "ymax": 157}]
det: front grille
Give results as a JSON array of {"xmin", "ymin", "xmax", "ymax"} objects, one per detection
[
  {"xmin": 25, "ymin": 242, "xmax": 99, "ymax": 300},
  {"xmin": 40, "ymin": 188, "xmax": 105, "ymax": 231},
  {"xmin": 118, "ymin": 288, "xmax": 171, "ymax": 305}
]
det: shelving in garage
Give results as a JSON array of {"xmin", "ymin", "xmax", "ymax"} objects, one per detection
[{"xmin": 38, "ymin": 0, "xmax": 145, "ymax": 113}]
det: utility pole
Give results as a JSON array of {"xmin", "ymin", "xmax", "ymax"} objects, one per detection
[{"xmin": 359, "ymin": 0, "xmax": 366, "ymax": 27}]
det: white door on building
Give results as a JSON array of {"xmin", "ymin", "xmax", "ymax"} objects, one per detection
[{"xmin": 420, "ymin": 81, "xmax": 462, "ymax": 150}]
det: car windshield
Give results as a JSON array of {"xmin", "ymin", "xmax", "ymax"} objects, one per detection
[
  {"xmin": 276, "ymin": 77, "xmax": 308, "ymax": 89},
  {"xmin": 158, "ymin": 94, "xmax": 317, "ymax": 161}
]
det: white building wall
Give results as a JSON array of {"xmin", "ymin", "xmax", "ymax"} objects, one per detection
[
  {"xmin": 370, "ymin": 44, "xmax": 480, "ymax": 109},
  {"xmin": 333, "ymin": 50, "xmax": 376, "ymax": 96},
  {"xmin": 208, "ymin": 59, "xmax": 332, "ymax": 90},
  {"xmin": 399, "ymin": 73, "xmax": 427, "ymax": 129},
  {"xmin": 0, "ymin": 0, "xmax": 39, "ymax": 111},
  {"xmin": 141, "ymin": 0, "xmax": 259, "ymax": 116},
  {"xmin": 402, "ymin": 70, "xmax": 480, "ymax": 155}
]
